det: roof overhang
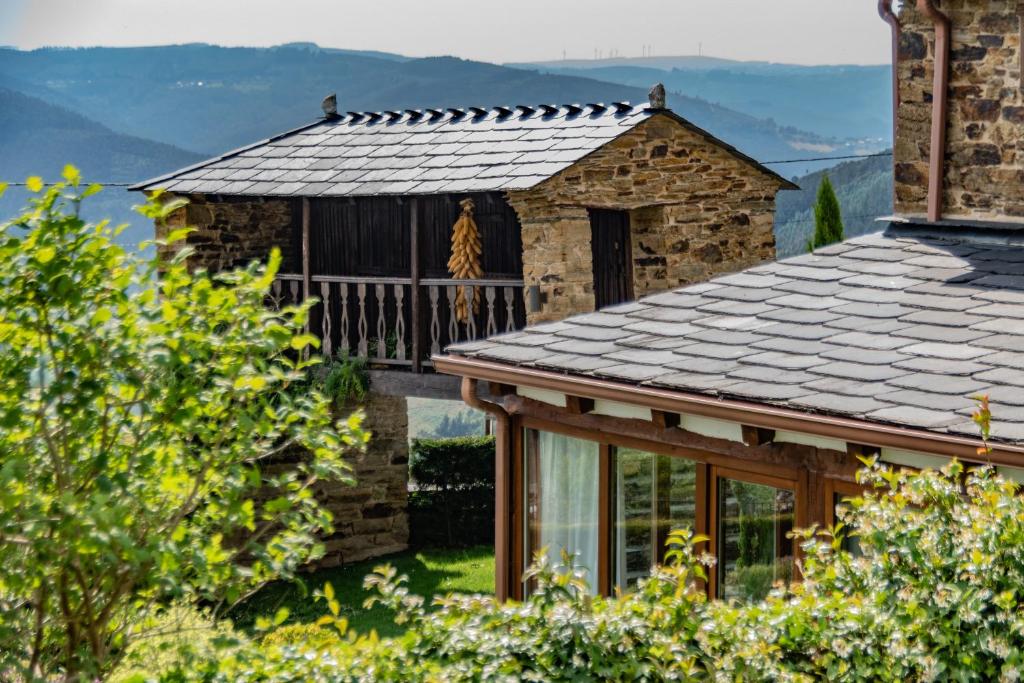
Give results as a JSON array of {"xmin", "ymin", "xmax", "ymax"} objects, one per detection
[{"xmin": 433, "ymin": 354, "xmax": 1024, "ymax": 466}]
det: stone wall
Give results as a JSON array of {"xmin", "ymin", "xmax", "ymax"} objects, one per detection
[
  {"xmin": 896, "ymin": 0, "xmax": 1024, "ymax": 221},
  {"xmin": 157, "ymin": 194, "xmax": 297, "ymax": 271},
  {"xmin": 313, "ymin": 392, "xmax": 410, "ymax": 568},
  {"xmin": 507, "ymin": 113, "xmax": 785, "ymax": 323}
]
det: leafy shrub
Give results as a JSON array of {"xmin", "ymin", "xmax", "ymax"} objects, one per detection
[
  {"xmin": 408, "ymin": 436, "xmax": 495, "ymax": 547},
  {"xmin": 171, "ymin": 459, "xmax": 1024, "ymax": 681},
  {"xmin": 261, "ymin": 623, "xmax": 335, "ymax": 650},
  {"xmin": 109, "ymin": 605, "xmax": 246, "ymax": 683},
  {"xmin": 0, "ymin": 173, "xmax": 365, "ymax": 679},
  {"xmin": 321, "ymin": 352, "xmax": 370, "ymax": 404}
]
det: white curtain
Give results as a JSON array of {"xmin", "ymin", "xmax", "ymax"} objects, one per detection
[{"xmin": 536, "ymin": 430, "xmax": 600, "ymax": 593}]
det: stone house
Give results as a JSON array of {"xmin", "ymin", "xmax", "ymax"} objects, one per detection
[
  {"xmin": 134, "ymin": 87, "xmax": 795, "ymax": 565},
  {"xmin": 439, "ymin": 0, "xmax": 1024, "ymax": 601}
]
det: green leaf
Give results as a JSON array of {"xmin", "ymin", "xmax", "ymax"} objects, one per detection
[{"xmin": 36, "ymin": 246, "xmax": 56, "ymax": 264}]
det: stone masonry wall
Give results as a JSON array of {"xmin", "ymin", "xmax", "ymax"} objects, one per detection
[
  {"xmin": 896, "ymin": 0, "xmax": 1024, "ymax": 220},
  {"xmin": 506, "ymin": 113, "xmax": 784, "ymax": 323},
  {"xmin": 312, "ymin": 392, "xmax": 410, "ymax": 568},
  {"xmin": 157, "ymin": 194, "xmax": 297, "ymax": 271}
]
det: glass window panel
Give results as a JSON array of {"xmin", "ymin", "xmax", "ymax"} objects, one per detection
[
  {"xmin": 717, "ymin": 477, "xmax": 794, "ymax": 601},
  {"xmin": 613, "ymin": 449, "xmax": 697, "ymax": 591},
  {"xmin": 524, "ymin": 429, "xmax": 601, "ymax": 594}
]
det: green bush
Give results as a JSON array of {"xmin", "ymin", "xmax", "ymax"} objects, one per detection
[
  {"xmin": 109, "ymin": 605, "xmax": 246, "ymax": 683},
  {"xmin": 0, "ymin": 173, "xmax": 365, "ymax": 679},
  {"xmin": 172, "ymin": 459, "xmax": 1024, "ymax": 681},
  {"xmin": 409, "ymin": 436, "xmax": 495, "ymax": 548}
]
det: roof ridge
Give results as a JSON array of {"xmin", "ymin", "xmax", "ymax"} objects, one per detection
[{"xmin": 329, "ymin": 101, "xmax": 636, "ymax": 125}]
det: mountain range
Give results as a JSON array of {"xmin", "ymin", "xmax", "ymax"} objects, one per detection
[
  {"xmin": 0, "ymin": 43, "xmax": 892, "ymax": 254},
  {"xmin": 514, "ymin": 56, "xmax": 892, "ymax": 142}
]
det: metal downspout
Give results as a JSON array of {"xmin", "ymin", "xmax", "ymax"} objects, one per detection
[
  {"xmin": 917, "ymin": 0, "xmax": 951, "ymax": 222},
  {"xmin": 460, "ymin": 377, "xmax": 513, "ymax": 601},
  {"xmin": 878, "ymin": 1, "xmax": 901, "ymax": 144}
]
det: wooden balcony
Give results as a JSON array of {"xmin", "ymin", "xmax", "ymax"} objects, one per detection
[{"xmin": 273, "ymin": 273, "xmax": 526, "ymax": 372}]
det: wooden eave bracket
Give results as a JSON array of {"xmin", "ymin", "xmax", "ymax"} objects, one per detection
[
  {"xmin": 847, "ymin": 442, "xmax": 882, "ymax": 461},
  {"xmin": 742, "ymin": 425, "xmax": 776, "ymax": 447},
  {"xmin": 488, "ymin": 382, "xmax": 516, "ymax": 397},
  {"xmin": 565, "ymin": 395, "xmax": 595, "ymax": 415},
  {"xmin": 651, "ymin": 409, "xmax": 681, "ymax": 429}
]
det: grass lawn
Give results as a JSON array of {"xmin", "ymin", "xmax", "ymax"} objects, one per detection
[{"xmin": 231, "ymin": 546, "xmax": 494, "ymax": 638}]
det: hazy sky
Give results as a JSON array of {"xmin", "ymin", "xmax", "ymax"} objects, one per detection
[{"xmin": 0, "ymin": 0, "xmax": 892, "ymax": 65}]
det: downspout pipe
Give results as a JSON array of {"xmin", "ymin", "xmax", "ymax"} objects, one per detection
[
  {"xmin": 460, "ymin": 377, "xmax": 513, "ymax": 602},
  {"xmin": 877, "ymin": 1, "xmax": 900, "ymax": 145},
  {"xmin": 917, "ymin": 0, "xmax": 951, "ymax": 222}
]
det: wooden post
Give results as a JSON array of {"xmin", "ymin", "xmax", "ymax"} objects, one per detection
[
  {"xmin": 301, "ymin": 198, "xmax": 311, "ymax": 354},
  {"xmin": 494, "ymin": 411, "xmax": 512, "ymax": 601},
  {"xmin": 410, "ymin": 197, "xmax": 422, "ymax": 373},
  {"xmin": 597, "ymin": 443, "xmax": 612, "ymax": 596},
  {"xmin": 301, "ymin": 197, "xmax": 311, "ymax": 301}
]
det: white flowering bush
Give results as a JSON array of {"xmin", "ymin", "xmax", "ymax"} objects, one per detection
[{"xmin": 166, "ymin": 457, "xmax": 1024, "ymax": 682}]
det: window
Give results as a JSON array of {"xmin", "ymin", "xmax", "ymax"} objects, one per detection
[
  {"xmin": 523, "ymin": 429, "xmax": 601, "ymax": 594},
  {"xmin": 714, "ymin": 473, "xmax": 795, "ymax": 602},
  {"xmin": 613, "ymin": 448, "xmax": 697, "ymax": 591},
  {"xmin": 517, "ymin": 424, "xmax": 804, "ymax": 602}
]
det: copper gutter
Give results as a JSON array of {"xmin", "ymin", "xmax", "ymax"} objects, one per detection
[
  {"xmin": 460, "ymin": 377, "xmax": 513, "ymax": 601},
  {"xmin": 436, "ymin": 355, "xmax": 1024, "ymax": 468},
  {"xmin": 877, "ymin": 1, "xmax": 901, "ymax": 144},
  {"xmin": 917, "ymin": 0, "xmax": 951, "ymax": 222}
]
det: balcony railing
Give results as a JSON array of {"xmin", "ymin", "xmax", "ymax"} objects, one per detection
[{"xmin": 272, "ymin": 274, "xmax": 526, "ymax": 371}]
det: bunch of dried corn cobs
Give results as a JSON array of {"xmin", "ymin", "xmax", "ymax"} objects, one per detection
[{"xmin": 448, "ymin": 198, "xmax": 483, "ymax": 323}]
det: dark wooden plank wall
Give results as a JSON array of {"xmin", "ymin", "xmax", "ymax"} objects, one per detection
[{"xmin": 308, "ymin": 192, "xmax": 523, "ymax": 279}]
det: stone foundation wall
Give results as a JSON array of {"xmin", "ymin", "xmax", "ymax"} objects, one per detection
[
  {"xmin": 507, "ymin": 113, "xmax": 783, "ymax": 323},
  {"xmin": 157, "ymin": 194, "xmax": 297, "ymax": 271},
  {"xmin": 313, "ymin": 392, "xmax": 410, "ymax": 567},
  {"xmin": 896, "ymin": 1, "xmax": 1024, "ymax": 221}
]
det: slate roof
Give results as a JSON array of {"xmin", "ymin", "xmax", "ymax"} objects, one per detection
[
  {"xmin": 447, "ymin": 224, "xmax": 1024, "ymax": 446},
  {"xmin": 132, "ymin": 102, "xmax": 794, "ymax": 197}
]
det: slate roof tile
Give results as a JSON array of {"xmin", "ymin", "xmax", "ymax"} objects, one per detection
[
  {"xmin": 135, "ymin": 100, "xmax": 792, "ymax": 198},
  {"xmin": 446, "ymin": 229, "xmax": 1024, "ymax": 446}
]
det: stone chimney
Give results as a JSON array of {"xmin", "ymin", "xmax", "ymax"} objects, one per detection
[{"xmin": 893, "ymin": 1, "xmax": 1024, "ymax": 223}]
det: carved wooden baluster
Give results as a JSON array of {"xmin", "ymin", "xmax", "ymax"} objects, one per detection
[
  {"xmin": 357, "ymin": 283, "xmax": 368, "ymax": 357},
  {"xmin": 375, "ymin": 283, "xmax": 387, "ymax": 360},
  {"xmin": 289, "ymin": 280, "xmax": 299, "ymax": 306},
  {"xmin": 429, "ymin": 285, "xmax": 441, "ymax": 355},
  {"xmin": 394, "ymin": 284, "xmax": 406, "ymax": 361},
  {"xmin": 465, "ymin": 285, "xmax": 477, "ymax": 340},
  {"xmin": 447, "ymin": 285, "xmax": 459, "ymax": 345},
  {"xmin": 504, "ymin": 286, "xmax": 516, "ymax": 333},
  {"xmin": 340, "ymin": 283, "xmax": 350, "ymax": 356},
  {"xmin": 272, "ymin": 279, "xmax": 282, "ymax": 298},
  {"xmin": 485, "ymin": 286, "xmax": 497, "ymax": 337},
  {"xmin": 320, "ymin": 281, "xmax": 332, "ymax": 357}
]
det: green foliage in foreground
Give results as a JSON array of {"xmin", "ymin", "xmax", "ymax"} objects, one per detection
[
  {"xmin": 0, "ymin": 172, "xmax": 366, "ymax": 680},
  {"xmin": 175, "ymin": 460, "xmax": 1024, "ymax": 681}
]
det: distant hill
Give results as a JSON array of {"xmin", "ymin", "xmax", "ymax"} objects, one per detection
[
  {"xmin": 774, "ymin": 152, "xmax": 893, "ymax": 258},
  {"xmin": 516, "ymin": 56, "xmax": 892, "ymax": 142},
  {"xmin": 0, "ymin": 88, "xmax": 203, "ymax": 247},
  {"xmin": 0, "ymin": 44, "xmax": 843, "ymax": 172}
]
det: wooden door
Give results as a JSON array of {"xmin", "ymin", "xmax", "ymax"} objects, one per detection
[{"xmin": 589, "ymin": 208, "xmax": 634, "ymax": 309}]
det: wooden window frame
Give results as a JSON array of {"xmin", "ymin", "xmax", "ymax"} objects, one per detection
[
  {"xmin": 512, "ymin": 414, "xmax": 805, "ymax": 599},
  {"xmin": 707, "ymin": 466, "xmax": 804, "ymax": 599},
  {"xmin": 823, "ymin": 477, "xmax": 868, "ymax": 531}
]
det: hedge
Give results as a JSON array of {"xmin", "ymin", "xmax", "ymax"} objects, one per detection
[
  {"xmin": 172, "ymin": 459, "xmax": 1024, "ymax": 681},
  {"xmin": 408, "ymin": 436, "xmax": 494, "ymax": 548}
]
